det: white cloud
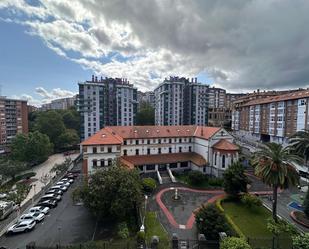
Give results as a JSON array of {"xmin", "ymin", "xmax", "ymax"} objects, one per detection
[{"xmin": 2, "ymin": 0, "xmax": 309, "ymax": 91}]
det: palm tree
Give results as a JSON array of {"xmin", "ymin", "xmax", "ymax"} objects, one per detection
[
  {"xmin": 289, "ymin": 130, "xmax": 309, "ymax": 166},
  {"xmin": 252, "ymin": 143, "xmax": 300, "ymax": 222}
]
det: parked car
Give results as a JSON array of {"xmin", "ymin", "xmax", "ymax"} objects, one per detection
[
  {"xmin": 6, "ymin": 220, "xmax": 36, "ymax": 234},
  {"xmin": 62, "ymin": 177, "xmax": 74, "ymax": 184},
  {"xmin": 36, "ymin": 199, "xmax": 57, "ymax": 209},
  {"xmin": 19, "ymin": 212, "xmax": 45, "ymax": 222},
  {"xmin": 50, "ymin": 185, "xmax": 68, "ymax": 192},
  {"xmin": 55, "ymin": 181, "xmax": 70, "ymax": 187},
  {"xmin": 40, "ymin": 194, "xmax": 62, "ymax": 202},
  {"xmin": 29, "ymin": 206, "xmax": 49, "ymax": 215},
  {"xmin": 67, "ymin": 170, "xmax": 80, "ymax": 178},
  {"xmin": 45, "ymin": 189, "xmax": 63, "ymax": 196}
]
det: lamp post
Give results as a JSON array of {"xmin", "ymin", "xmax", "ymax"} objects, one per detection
[{"xmin": 140, "ymin": 195, "xmax": 148, "ymax": 232}]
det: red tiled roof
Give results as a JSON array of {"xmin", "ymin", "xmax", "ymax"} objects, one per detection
[
  {"xmin": 81, "ymin": 128, "xmax": 123, "ymax": 145},
  {"xmin": 81, "ymin": 126, "xmax": 221, "ymax": 145},
  {"xmin": 213, "ymin": 139, "xmax": 239, "ymax": 151},
  {"xmin": 121, "ymin": 152, "xmax": 207, "ymax": 167},
  {"xmin": 243, "ymin": 89, "xmax": 309, "ymax": 107}
]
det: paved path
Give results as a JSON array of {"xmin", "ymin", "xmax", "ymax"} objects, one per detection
[{"xmin": 21, "ymin": 153, "xmax": 79, "ymax": 206}]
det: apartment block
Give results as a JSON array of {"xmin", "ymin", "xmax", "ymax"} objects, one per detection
[
  {"xmin": 81, "ymin": 125, "xmax": 239, "ymax": 177},
  {"xmin": 40, "ymin": 96, "xmax": 77, "ymax": 111},
  {"xmin": 137, "ymin": 91, "xmax": 155, "ymax": 110},
  {"xmin": 0, "ymin": 97, "xmax": 28, "ymax": 152},
  {"xmin": 154, "ymin": 77, "xmax": 209, "ymax": 126},
  {"xmin": 78, "ymin": 76, "xmax": 137, "ymax": 140},
  {"xmin": 232, "ymin": 89, "xmax": 309, "ymax": 143}
]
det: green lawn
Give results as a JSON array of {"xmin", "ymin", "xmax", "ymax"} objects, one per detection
[
  {"xmin": 222, "ymin": 201, "xmax": 292, "ymax": 249},
  {"xmin": 145, "ymin": 212, "xmax": 169, "ymax": 249}
]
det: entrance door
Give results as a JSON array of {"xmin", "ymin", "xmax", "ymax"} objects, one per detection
[{"xmin": 158, "ymin": 164, "xmax": 167, "ymax": 171}]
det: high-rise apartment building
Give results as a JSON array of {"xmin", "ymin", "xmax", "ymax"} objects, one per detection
[
  {"xmin": 154, "ymin": 77, "xmax": 209, "ymax": 126},
  {"xmin": 78, "ymin": 75, "xmax": 137, "ymax": 140},
  {"xmin": 232, "ymin": 89, "xmax": 309, "ymax": 144},
  {"xmin": 0, "ymin": 97, "xmax": 28, "ymax": 152},
  {"xmin": 40, "ymin": 95, "xmax": 77, "ymax": 111},
  {"xmin": 137, "ymin": 91, "xmax": 155, "ymax": 110}
]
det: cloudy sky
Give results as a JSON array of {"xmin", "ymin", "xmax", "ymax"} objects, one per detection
[{"xmin": 1, "ymin": 0, "xmax": 309, "ymax": 106}]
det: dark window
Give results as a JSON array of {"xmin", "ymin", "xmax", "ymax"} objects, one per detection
[
  {"xmin": 169, "ymin": 148, "xmax": 172, "ymax": 153},
  {"xmin": 108, "ymin": 159, "xmax": 112, "ymax": 166},
  {"xmin": 158, "ymin": 139, "xmax": 161, "ymax": 144},
  {"xmin": 179, "ymin": 147, "xmax": 182, "ymax": 152},
  {"xmin": 189, "ymin": 146, "xmax": 192, "ymax": 152},
  {"xmin": 158, "ymin": 148, "xmax": 161, "ymax": 154},
  {"xmin": 93, "ymin": 160, "xmax": 97, "ymax": 167},
  {"xmin": 136, "ymin": 149, "xmax": 139, "ymax": 155},
  {"xmin": 170, "ymin": 163, "xmax": 177, "ymax": 168},
  {"xmin": 180, "ymin": 162, "xmax": 188, "ymax": 168},
  {"xmin": 222, "ymin": 155, "xmax": 226, "ymax": 168},
  {"xmin": 93, "ymin": 147, "xmax": 97, "ymax": 154},
  {"xmin": 147, "ymin": 140, "xmax": 150, "ymax": 144},
  {"xmin": 108, "ymin": 147, "xmax": 112, "ymax": 153},
  {"xmin": 136, "ymin": 140, "xmax": 139, "ymax": 145},
  {"xmin": 100, "ymin": 159, "xmax": 105, "ymax": 167},
  {"xmin": 179, "ymin": 138, "xmax": 182, "ymax": 143},
  {"xmin": 124, "ymin": 140, "xmax": 127, "ymax": 145},
  {"xmin": 147, "ymin": 148, "xmax": 151, "ymax": 155},
  {"xmin": 169, "ymin": 138, "xmax": 172, "ymax": 143},
  {"xmin": 146, "ymin": 164, "xmax": 155, "ymax": 171},
  {"xmin": 189, "ymin": 138, "xmax": 192, "ymax": 143},
  {"xmin": 124, "ymin": 149, "xmax": 127, "ymax": 156}
]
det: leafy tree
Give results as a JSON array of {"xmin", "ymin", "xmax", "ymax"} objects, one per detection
[
  {"xmin": 292, "ymin": 233, "xmax": 309, "ymax": 249},
  {"xmin": 0, "ymin": 159, "xmax": 27, "ymax": 180},
  {"xmin": 78, "ymin": 166, "xmax": 143, "ymax": 220},
  {"xmin": 51, "ymin": 158, "xmax": 72, "ymax": 175},
  {"xmin": 223, "ymin": 161, "xmax": 249, "ymax": 198},
  {"xmin": 57, "ymin": 129, "xmax": 79, "ymax": 150},
  {"xmin": 220, "ymin": 237, "xmax": 251, "ymax": 249},
  {"xmin": 304, "ymin": 189, "xmax": 309, "ymax": 218},
  {"xmin": 34, "ymin": 110, "xmax": 66, "ymax": 147},
  {"xmin": 195, "ymin": 204, "xmax": 229, "ymax": 240},
  {"xmin": 188, "ymin": 171, "xmax": 206, "ymax": 185},
  {"xmin": 11, "ymin": 131, "xmax": 53, "ymax": 165},
  {"xmin": 289, "ymin": 130, "xmax": 309, "ymax": 165},
  {"xmin": 241, "ymin": 193, "xmax": 262, "ymax": 208},
  {"xmin": 136, "ymin": 102, "xmax": 155, "ymax": 125},
  {"xmin": 142, "ymin": 177, "xmax": 157, "ymax": 193},
  {"xmin": 252, "ymin": 143, "xmax": 300, "ymax": 222},
  {"xmin": 62, "ymin": 108, "xmax": 80, "ymax": 133}
]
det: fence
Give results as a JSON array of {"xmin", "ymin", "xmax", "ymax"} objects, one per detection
[{"xmin": 0, "ymin": 155, "xmax": 81, "ymax": 235}]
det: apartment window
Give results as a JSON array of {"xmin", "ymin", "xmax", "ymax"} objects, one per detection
[
  {"xmin": 100, "ymin": 146, "xmax": 104, "ymax": 152},
  {"xmin": 108, "ymin": 159, "xmax": 112, "ymax": 166},
  {"xmin": 169, "ymin": 138, "xmax": 172, "ymax": 143},
  {"xmin": 124, "ymin": 140, "xmax": 127, "ymax": 145},
  {"xmin": 108, "ymin": 147, "xmax": 112, "ymax": 153},
  {"xmin": 169, "ymin": 148, "xmax": 172, "ymax": 153},
  {"xmin": 158, "ymin": 148, "xmax": 161, "ymax": 154},
  {"xmin": 189, "ymin": 146, "xmax": 192, "ymax": 152},
  {"xmin": 93, "ymin": 159, "xmax": 97, "ymax": 167},
  {"xmin": 136, "ymin": 149, "xmax": 139, "ymax": 155},
  {"xmin": 147, "ymin": 148, "xmax": 150, "ymax": 155},
  {"xmin": 100, "ymin": 159, "xmax": 105, "ymax": 167},
  {"xmin": 179, "ymin": 147, "xmax": 182, "ymax": 153},
  {"xmin": 158, "ymin": 139, "xmax": 161, "ymax": 144},
  {"xmin": 147, "ymin": 140, "xmax": 150, "ymax": 145},
  {"xmin": 136, "ymin": 140, "xmax": 139, "ymax": 145},
  {"xmin": 124, "ymin": 149, "xmax": 127, "ymax": 156},
  {"xmin": 179, "ymin": 138, "xmax": 182, "ymax": 143},
  {"xmin": 93, "ymin": 147, "xmax": 97, "ymax": 154}
]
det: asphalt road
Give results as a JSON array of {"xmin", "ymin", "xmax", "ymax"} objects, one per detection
[{"xmin": 0, "ymin": 177, "xmax": 97, "ymax": 249}]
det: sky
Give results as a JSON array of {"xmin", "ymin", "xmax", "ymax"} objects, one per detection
[{"xmin": 1, "ymin": 0, "xmax": 309, "ymax": 106}]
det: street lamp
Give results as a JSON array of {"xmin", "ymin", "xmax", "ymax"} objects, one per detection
[{"xmin": 140, "ymin": 195, "xmax": 148, "ymax": 232}]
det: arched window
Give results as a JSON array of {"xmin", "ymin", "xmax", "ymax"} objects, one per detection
[{"xmin": 222, "ymin": 155, "xmax": 226, "ymax": 168}]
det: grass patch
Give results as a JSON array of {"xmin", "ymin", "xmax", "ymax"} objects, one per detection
[
  {"xmin": 145, "ymin": 212, "xmax": 169, "ymax": 249},
  {"xmin": 222, "ymin": 201, "xmax": 292, "ymax": 249}
]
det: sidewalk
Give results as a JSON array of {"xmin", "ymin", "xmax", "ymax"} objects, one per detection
[{"xmin": 21, "ymin": 153, "xmax": 79, "ymax": 206}]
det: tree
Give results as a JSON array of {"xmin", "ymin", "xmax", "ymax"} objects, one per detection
[
  {"xmin": 78, "ymin": 166, "xmax": 143, "ymax": 220},
  {"xmin": 223, "ymin": 161, "xmax": 249, "ymax": 198},
  {"xmin": 142, "ymin": 177, "xmax": 157, "ymax": 193},
  {"xmin": 11, "ymin": 131, "xmax": 53, "ymax": 165},
  {"xmin": 136, "ymin": 102, "xmax": 155, "ymax": 125},
  {"xmin": 292, "ymin": 233, "xmax": 309, "ymax": 249},
  {"xmin": 252, "ymin": 143, "xmax": 300, "ymax": 222},
  {"xmin": 220, "ymin": 237, "xmax": 251, "ymax": 249},
  {"xmin": 35, "ymin": 110, "xmax": 66, "ymax": 147},
  {"xmin": 0, "ymin": 159, "xmax": 27, "ymax": 180},
  {"xmin": 195, "ymin": 204, "xmax": 229, "ymax": 240},
  {"xmin": 289, "ymin": 130, "xmax": 309, "ymax": 165},
  {"xmin": 56, "ymin": 129, "xmax": 79, "ymax": 150},
  {"xmin": 62, "ymin": 108, "xmax": 80, "ymax": 133},
  {"xmin": 304, "ymin": 189, "xmax": 309, "ymax": 218}
]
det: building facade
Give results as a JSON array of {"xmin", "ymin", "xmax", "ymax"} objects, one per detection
[
  {"xmin": 40, "ymin": 96, "xmax": 77, "ymax": 111},
  {"xmin": 137, "ymin": 91, "xmax": 155, "ymax": 110},
  {"xmin": 80, "ymin": 125, "xmax": 239, "ymax": 177},
  {"xmin": 154, "ymin": 77, "xmax": 209, "ymax": 126},
  {"xmin": 78, "ymin": 76, "xmax": 137, "ymax": 140},
  {"xmin": 232, "ymin": 89, "xmax": 309, "ymax": 144},
  {"xmin": 0, "ymin": 97, "xmax": 28, "ymax": 152}
]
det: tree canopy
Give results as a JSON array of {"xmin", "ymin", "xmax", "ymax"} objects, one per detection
[
  {"xmin": 136, "ymin": 102, "xmax": 155, "ymax": 125},
  {"xmin": 0, "ymin": 158, "xmax": 27, "ymax": 180},
  {"xmin": 223, "ymin": 161, "xmax": 249, "ymax": 198},
  {"xmin": 10, "ymin": 131, "xmax": 53, "ymax": 165},
  {"xmin": 77, "ymin": 166, "xmax": 143, "ymax": 220},
  {"xmin": 220, "ymin": 237, "xmax": 251, "ymax": 249}
]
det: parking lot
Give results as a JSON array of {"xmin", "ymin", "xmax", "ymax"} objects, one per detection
[{"xmin": 0, "ymin": 176, "xmax": 97, "ymax": 249}]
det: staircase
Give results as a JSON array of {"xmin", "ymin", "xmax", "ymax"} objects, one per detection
[{"xmin": 160, "ymin": 171, "xmax": 172, "ymax": 184}]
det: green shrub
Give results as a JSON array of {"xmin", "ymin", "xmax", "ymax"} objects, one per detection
[
  {"xmin": 241, "ymin": 193, "xmax": 262, "ymax": 208},
  {"xmin": 136, "ymin": 230, "xmax": 145, "ymax": 242},
  {"xmin": 187, "ymin": 171, "xmax": 206, "ymax": 185},
  {"xmin": 142, "ymin": 178, "xmax": 157, "ymax": 193},
  {"xmin": 292, "ymin": 233, "xmax": 309, "ymax": 249},
  {"xmin": 220, "ymin": 237, "xmax": 251, "ymax": 249},
  {"xmin": 117, "ymin": 222, "xmax": 129, "ymax": 239},
  {"xmin": 208, "ymin": 177, "xmax": 224, "ymax": 187}
]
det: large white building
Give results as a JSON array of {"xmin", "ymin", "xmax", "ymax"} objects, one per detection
[
  {"xmin": 80, "ymin": 125, "xmax": 239, "ymax": 178},
  {"xmin": 78, "ymin": 76, "xmax": 137, "ymax": 140},
  {"xmin": 154, "ymin": 77, "xmax": 209, "ymax": 126}
]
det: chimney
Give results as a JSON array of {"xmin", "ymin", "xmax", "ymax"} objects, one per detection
[
  {"xmin": 100, "ymin": 76, "xmax": 103, "ymax": 82},
  {"xmin": 92, "ymin": 75, "xmax": 94, "ymax": 82},
  {"xmin": 257, "ymin": 89, "xmax": 260, "ymax": 93},
  {"xmin": 195, "ymin": 77, "xmax": 197, "ymax": 83},
  {"xmin": 95, "ymin": 76, "xmax": 98, "ymax": 82},
  {"xmin": 191, "ymin": 78, "xmax": 194, "ymax": 83}
]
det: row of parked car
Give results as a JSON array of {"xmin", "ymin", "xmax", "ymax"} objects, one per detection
[{"xmin": 6, "ymin": 172, "xmax": 78, "ymax": 235}]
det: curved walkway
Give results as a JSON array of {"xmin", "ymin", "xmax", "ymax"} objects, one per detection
[{"xmin": 156, "ymin": 186, "xmax": 274, "ymax": 230}]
